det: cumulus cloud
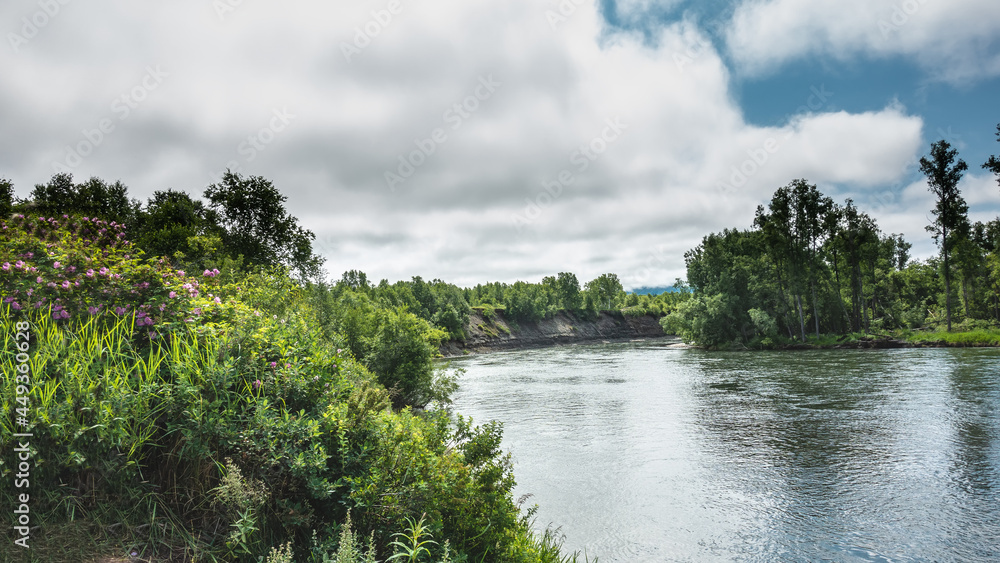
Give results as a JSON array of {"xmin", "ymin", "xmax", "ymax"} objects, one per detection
[
  {"xmin": 725, "ymin": 0, "xmax": 1000, "ymax": 83},
  {"xmin": 0, "ymin": 0, "xmax": 932, "ymax": 288}
]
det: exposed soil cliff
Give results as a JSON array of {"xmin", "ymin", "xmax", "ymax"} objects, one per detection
[{"xmin": 439, "ymin": 309, "xmax": 668, "ymax": 356}]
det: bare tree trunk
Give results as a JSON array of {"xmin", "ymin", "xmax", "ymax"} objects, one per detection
[
  {"xmin": 857, "ymin": 265, "xmax": 869, "ymax": 333},
  {"xmin": 943, "ymin": 227, "xmax": 952, "ymax": 332},
  {"xmin": 775, "ymin": 263, "xmax": 795, "ymax": 338},
  {"xmin": 831, "ymin": 251, "xmax": 851, "ymax": 331},
  {"xmin": 796, "ymin": 293, "xmax": 806, "ymax": 341},
  {"xmin": 811, "ymin": 280, "xmax": 820, "ymax": 337},
  {"xmin": 961, "ymin": 275, "xmax": 970, "ymax": 320}
]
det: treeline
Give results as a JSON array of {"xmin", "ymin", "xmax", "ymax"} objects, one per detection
[
  {"xmin": 1, "ymin": 172, "xmax": 689, "ymax": 345},
  {"xmin": 666, "ymin": 128, "xmax": 1000, "ymax": 348},
  {"xmin": 1, "ymin": 170, "xmax": 323, "ymax": 279},
  {"xmin": 465, "ymin": 273, "xmax": 690, "ymax": 323}
]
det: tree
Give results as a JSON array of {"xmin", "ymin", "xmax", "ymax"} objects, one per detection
[
  {"xmin": 556, "ymin": 272, "xmax": 583, "ymax": 311},
  {"xmin": 754, "ymin": 180, "xmax": 834, "ymax": 339},
  {"xmin": 24, "ymin": 173, "xmax": 140, "ymax": 224},
  {"xmin": 0, "ymin": 178, "xmax": 13, "ymax": 218},
  {"xmin": 920, "ymin": 140, "xmax": 969, "ymax": 331},
  {"xmin": 585, "ymin": 273, "xmax": 624, "ymax": 311},
  {"xmin": 132, "ymin": 189, "xmax": 222, "ymax": 264},
  {"xmin": 204, "ymin": 171, "xmax": 324, "ymax": 280},
  {"xmin": 340, "ymin": 270, "xmax": 371, "ymax": 291},
  {"xmin": 984, "ymin": 123, "xmax": 1000, "ymax": 189}
]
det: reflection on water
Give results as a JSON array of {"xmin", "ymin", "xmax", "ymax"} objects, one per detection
[{"xmin": 449, "ymin": 343, "xmax": 1000, "ymax": 562}]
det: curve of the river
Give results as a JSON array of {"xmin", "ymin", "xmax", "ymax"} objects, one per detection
[{"xmin": 449, "ymin": 342, "xmax": 1000, "ymax": 562}]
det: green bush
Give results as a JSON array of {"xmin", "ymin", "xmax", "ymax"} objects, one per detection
[{"xmin": 1, "ymin": 213, "xmax": 580, "ymax": 562}]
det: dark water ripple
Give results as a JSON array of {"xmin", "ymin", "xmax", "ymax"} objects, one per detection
[{"xmin": 449, "ymin": 343, "xmax": 1000, "ymax": 562}]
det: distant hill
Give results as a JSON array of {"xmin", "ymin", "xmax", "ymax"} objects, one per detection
[{"xmin": 629, "ymin": 286, "xmax": 681, "ymax": 295}]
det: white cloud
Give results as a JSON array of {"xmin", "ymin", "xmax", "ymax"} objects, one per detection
[
  {"xmin": 0, "ymin": 0, "xmax": 932, "ymax": 288},
  {"xmin": 726, "ymin": 0, "xmax": 1000, "ymax": 83}
]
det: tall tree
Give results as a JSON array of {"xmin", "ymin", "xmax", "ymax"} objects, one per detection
[
  {"xmin": 790, "ymin": 179, "xmax": 834, "ymax": 337},
  {"xmin": 919, "ymin": 140, "xmax": 969, "ymax": 332},
  {"xmin": 828, "ymin": 200, "xmax": 880, "ymax": 332},
  {"xmin": 556, "ymin": 272, "xmax": 583, "ymax": 311},
  {"xmin": 984, "ymin": 123, "xmax": 1000, "ymax": 189},
  {"xmin": 754, "ymin": 180, "xmax": 833, "ymax": 339},
  {"xmin": 204, "ymin": 171, "xmax": 324, "ymax": 280}
]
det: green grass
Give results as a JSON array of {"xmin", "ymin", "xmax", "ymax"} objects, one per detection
[{"xmin": 902, "ymin": 328, "xmax": 1000, "ymax": 346}]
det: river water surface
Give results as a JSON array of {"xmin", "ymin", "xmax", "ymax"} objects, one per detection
[{"xmin": 449, "ymin": 341, "xmax": 1000, "ymax": 562}]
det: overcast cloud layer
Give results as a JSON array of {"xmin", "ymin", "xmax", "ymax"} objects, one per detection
[{"xmin": 2, "ymin": 0, "xmax": 998, "ymax": 288}]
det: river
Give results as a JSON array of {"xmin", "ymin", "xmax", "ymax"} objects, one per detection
[{"xmin": 448, "ymin": 341, "xmax": 1000, "ymax": 562}]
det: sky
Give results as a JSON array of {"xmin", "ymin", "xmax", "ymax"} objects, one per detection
[{"xmin": 2, "ymin": 0, "xmax": 999, "ymax": 289}]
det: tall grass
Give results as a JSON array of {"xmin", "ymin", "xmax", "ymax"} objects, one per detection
[{"xmin": 903, "ymin": 328, "xmax": 1000, "ymax": 346}]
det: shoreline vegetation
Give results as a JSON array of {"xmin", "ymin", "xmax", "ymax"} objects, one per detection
[
  {"xmin": 436, "ymin": 310, "xmax": 1000, "ymax": 356},
  {"xmin": 658, "ymin": 132, "xmax": 1000, "ymax": 352}
]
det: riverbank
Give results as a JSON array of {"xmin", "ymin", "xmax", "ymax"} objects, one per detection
[
  {"xmin": 439, "ymin": 309, "xmax": 669, "ymax": 356},
  {"xmin": 738, "ymin": 329, "xmax": 1000, "ymax": 351}
]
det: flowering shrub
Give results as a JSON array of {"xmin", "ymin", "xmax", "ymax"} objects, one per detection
[{"xmin": 0, "ymin": 214, "xmax": 243, "ymax": 340}]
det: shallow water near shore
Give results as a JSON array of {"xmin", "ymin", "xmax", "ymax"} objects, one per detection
[{"xmin": 449, "ymin": 342, "xmax": 1000, "ymax": 562}]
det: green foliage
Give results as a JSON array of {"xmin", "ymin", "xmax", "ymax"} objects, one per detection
[
  {"xmin": 387, "ymin": 514, "xmax": 438, "ymax": 562},
  {"xmin": 904, "ymin": 328, "xmax": 1000, "ymax": 346},
  {"xmin": 1, "ymin": 216, "xmax": 579, "ymax": 562},
  {"xmin": 584, "ymin": 273, "xmax": 624, "ymax": 311},
  {"xmin": 748, "ymin": 308, "xmax": 778, "ymax": 337},
  {"xmin": 0, "ymin": 177, "xmax": 13, "ymax": 218},
  {"xmin": 304, "ymin": 283, "xmax": 453, "ymax": 409},
  {"xmin": 131, "ymin": 188, "xmax": 223, "ymax": 268},
  {"xmin": 204, "ymin": 170, "xmax": 324, "ymax": 281},
  {"xmin": 21, "ymin": 173, "xmax": 141, "ymax": 225},
  {"xmin": 556, "ymin": 272, "xmax": 583, "ymax": 311},
  {"xmin": 675, "ymin": 134, "xmax": 1000, "ymax": 347}
]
